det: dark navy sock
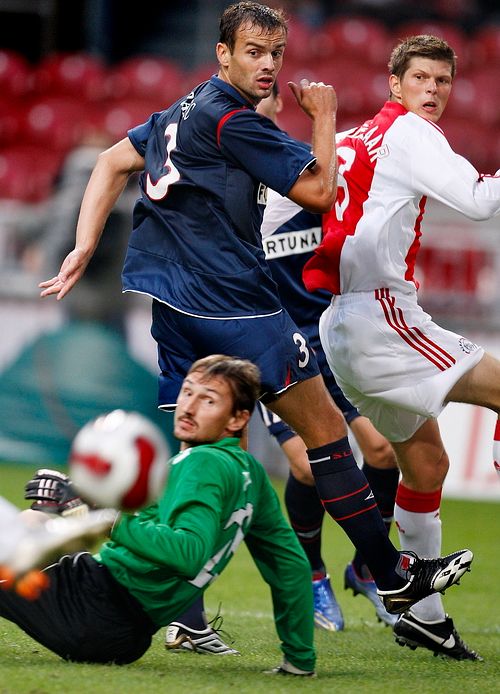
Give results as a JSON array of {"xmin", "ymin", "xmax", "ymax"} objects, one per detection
[
  {"xmin": 173, "ymin": 595, "xmax": 207, "ymax": 630},
  {"xmin": 308, "ymin": 438, "xmax": 402, "ymax": 589},
  {"xmin": 284, "ymin": 472, "xmax": 325, "ymax": 572},
  {"xmin": 352, "ymin": 462, "xmax": 400, "ymax": 576}
]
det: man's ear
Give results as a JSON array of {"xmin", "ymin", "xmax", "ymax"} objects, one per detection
[
  {"xmin": 389, "ymin": 74, "xmax": 401, "ymax": 100},
  {"xmin": 216, "ymin": 42, "xmax": 230, "ymax": 69},
  {"xmin": 227, "ymin": 409, "xmax": 250, "ymax": 435}
]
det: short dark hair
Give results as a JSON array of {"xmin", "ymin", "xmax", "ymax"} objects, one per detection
[
  {"xmin": 219, "ymin": 2, "xmax": 288, "ymax": 52},
  {"xmin": 389, "ymin": 35, "xmax": 457, "ymax": 79},
  {"xmin": 187, "ymin": 354, "xmax": 261, "ymax": 416}
]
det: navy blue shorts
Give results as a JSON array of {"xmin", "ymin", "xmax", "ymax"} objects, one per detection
[
  {"xmin": 257, "ymin": 322, "xmax": 359, "ymax": 443},
  {"xmin": 151, "ymin": 301, "xmax": 321, "ymax": 409}
]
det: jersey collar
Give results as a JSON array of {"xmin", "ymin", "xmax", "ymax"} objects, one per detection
[{"xmin": 209, "ymin": 75, "xmax": 256, "ymax": 110}]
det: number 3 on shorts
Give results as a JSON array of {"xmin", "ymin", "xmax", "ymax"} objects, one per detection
[{"xmin": 293, "ymin": 332, "xmax": 310, "ymax": 368}]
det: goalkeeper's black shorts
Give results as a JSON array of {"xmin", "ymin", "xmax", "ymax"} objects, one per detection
[{"xmin": 0, "ymin": 552, "xmax": 157, "ymax": 664}]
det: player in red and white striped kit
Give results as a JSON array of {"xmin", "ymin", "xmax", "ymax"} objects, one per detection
[{"xmin": 304, "ymin": 34, "xmax": 500, "ymax": 661}]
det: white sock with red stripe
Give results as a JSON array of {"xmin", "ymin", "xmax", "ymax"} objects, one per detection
[
  {"xmin": 493, "ymin": 419, "xmax": 500, "ymax": 477},
  {"xmin": 394, "ymin": 482, "xmax": 445, "ymax": 621}
]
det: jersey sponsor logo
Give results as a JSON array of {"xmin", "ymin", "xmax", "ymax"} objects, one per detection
[
  {"xmin": 257, "ymin": 182, "xmax": 268, "ymax": 206},
  {"xmin": 458, "ymin": 337, "xmax": 479, "ymax": 354},
  {"xmin": 180, "ymin": 91, "xmax": 196, "ymax": 120},
  {"xmin": 263, "ymin": 227, "xmax": 322, "ymax": 259}
]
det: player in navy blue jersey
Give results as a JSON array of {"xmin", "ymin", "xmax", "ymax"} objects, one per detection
[
  {"xmin": 39, "ymin": 0, "xmax": 473, "ymax": 646},
  {"xmin": 252, "ymin": 84, "xmax": 400, "ymax": 631}
]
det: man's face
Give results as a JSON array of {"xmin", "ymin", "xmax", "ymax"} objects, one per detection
[
  {"xmin": 174, "ymin": 370, "xmax": 247, "ymax": 445},
  {"xmin": 389, "ymin": 57, "xmax": 453, "ymax": 123},
  {"xmin": 216, "ymin": 21, "xmax": 286, "ymax": 105}
]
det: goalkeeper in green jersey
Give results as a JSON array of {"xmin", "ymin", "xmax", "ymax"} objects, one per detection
[{"xmin": 0, "ymin": 355, "xmax": 316, "ymax": 676}]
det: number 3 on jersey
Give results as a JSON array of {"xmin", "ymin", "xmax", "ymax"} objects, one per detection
[
  {"xmin": 293, "ymin": 332, "xmax": 310, "ymax": 368},
  {"xmin": 335, "ymin": 146, "xmax": 356, "ymax": 221},
  {"xmin": 146, "ymin": 123, "xmax": 181, "ymax": 201}
]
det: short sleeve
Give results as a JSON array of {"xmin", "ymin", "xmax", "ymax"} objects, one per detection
[
  {"xmin": 218, "ymin": 110, "xmax": 315, "ymax": 196},
  {"xmin": 128, "ymin": 111, "xmax": 163, "ymax": 157}
]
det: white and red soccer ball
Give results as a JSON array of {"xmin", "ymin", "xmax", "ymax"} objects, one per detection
[{"xmin": 69, "ymin": 410, "xmax": 170, "ymax": 511}]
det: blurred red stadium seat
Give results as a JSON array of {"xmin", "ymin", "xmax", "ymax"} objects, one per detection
[
  {"xmin": 291, "ymin": 58, "xmax": 384, "ymax": 120},
  {"xmin": 97, "ymin": 99, "xmax": 160, "ymax": 143},
  {"xmin": 469, "ymin": 24, "xmax": 500, "ymax": 67},
  {"xmin": 33, "ymin": 52, "xmax": 109, "ymax": 101},
  {"xmin": 0, "ymin": 101, "xmax": 23, "ymax": 146},
  {"xmin": 0, "ymin": 50, "xmax": 33, "ymax": 98},
  {"xmin": 445, "ymin": 67, "xmax": 500, "ymax": 128},
  {"xmin": 361, "ymin": 68, "xmax": 391, "ymax": 112},
  {"xmin": 481, "ymin": 126, "xmax": 500, "ymax": 173},
  {"xmin": 284, "ymin": 16, "xmax": 315, "ymax": 65},
  {"xmin": 311, "ymin": 17, "xmax": 392, "ymax": 66},
  {"xmin": 185, "ymin": 64, "xmax": 218, "ymax": 89},
  {"xmin": 394, "ymin": 21, "xmax": 471, "ymax": 69},
  {"xmin": 22, "ymin": 96, "xmax": 87, "ymax": 152},
  {"xmin": 106, "ymin": 56, "xmax": 186, "ymax": 107},
  {"xmin": 0, "ymin": 144, "xmax": 64, "ymax": 202},
  {"xmin": 462, "ymin": 67, "xmax": 499, "ymax": 127},
  {"xmin": 439, "ymin": 116, "xmax": 495, "ymax": 173},
  {"xmin": 444, "ymin": 75, "xmax": 478, "ymax": 121}
]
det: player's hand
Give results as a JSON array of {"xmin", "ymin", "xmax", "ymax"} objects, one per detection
[
  {"xmin": 25, "ymin": 468, "xmax": 89, "ymax": 518},
  {"xmin": 288, "ymin": 79, "xmax": 337, "ymax": 120},
  {"xmin": 39, "ymin": 247, "xmax": 91, "ymax": 300}
]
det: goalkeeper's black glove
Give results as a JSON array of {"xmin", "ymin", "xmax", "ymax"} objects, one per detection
[{"xmin": 24, "ymin": 468, "xmax": 89, "ymax": 517}]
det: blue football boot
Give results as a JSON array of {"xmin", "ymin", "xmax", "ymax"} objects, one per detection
[
  {"xmin": 312, "ymin": 575, "xmax": 344, "ymax": 631},
  {"xmin": 344, "ymin": 562, "xmax": 397, "ymax": 626}
]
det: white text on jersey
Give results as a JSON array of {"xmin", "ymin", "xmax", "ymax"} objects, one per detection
[{"xmin": 263, "ymin": 227, "xmax": 322, "ymax": 259}]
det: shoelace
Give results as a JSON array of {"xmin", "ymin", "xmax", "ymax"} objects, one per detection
[{"xmin": 207, "ymin": 603, "xmax": 236, "ymax": 645}]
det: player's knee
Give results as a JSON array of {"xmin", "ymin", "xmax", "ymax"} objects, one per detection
[
  {"xmin": 435, "ymin": 450, "xmax": 450, "ymax": 485},
  {"xmin": 401, "ymin": 451, "xmax": 449, "ymax": 492},
  {"xmin": 289, "ymin": 461, "xmax": 314, "ymax": 485},
  {"xmin": 364, "ymin": 439, "xmax": 397, "ymax": 470}
]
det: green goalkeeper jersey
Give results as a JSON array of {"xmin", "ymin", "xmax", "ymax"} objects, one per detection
[{"xmin": 96, "ymin": 437, "xmax": 315, "ymax": 671}]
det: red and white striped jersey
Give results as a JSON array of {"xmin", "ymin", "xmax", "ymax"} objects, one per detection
[{"xmin": 303, "ymin": 100, "xmax": 500, "ymax": 296}]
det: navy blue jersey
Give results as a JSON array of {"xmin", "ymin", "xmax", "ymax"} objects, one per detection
[
  {"xmin": 122, "ymin": 76, "xmax": 315, "ymax": 319},
  {"xmin": 260, "ymin": 189, "xmax": 331, "ymax": 327},
  {"xmin": 259, "ymin": 189, "xmax": 360, "ymax": 434}
]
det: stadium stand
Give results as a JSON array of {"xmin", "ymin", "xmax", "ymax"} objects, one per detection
[{"xmin": 1, "ymin": 12, "xmax": 500, "ymax": 294}]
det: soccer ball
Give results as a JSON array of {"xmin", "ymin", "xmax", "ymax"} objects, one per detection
[{"xmin": 69, "ymin": 410, "xmax": 170, "ymax": 511}]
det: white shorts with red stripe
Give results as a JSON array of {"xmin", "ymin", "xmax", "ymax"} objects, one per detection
[{"xmin": 319, "ymin": 289, "xmax": 484, "ymax": 442}]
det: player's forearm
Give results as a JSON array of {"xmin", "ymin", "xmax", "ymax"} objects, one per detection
[
  {"xmin": 74, "ymin": 153, "xmax": 131, "ymax": 257},
  {"xmin": 246, "ymin": 529, "xmax": 316, "ymax": 673},
  {"xmin": 287, "ymin": 112, "xmax": 337, "ymax": 213},
  {"xmin": 110, "ymin": 512, "xmax": 215, "ymax": 577},
  {"xmin": 309, "ymin": 111, "xmax": 338, "ymax": 208}
]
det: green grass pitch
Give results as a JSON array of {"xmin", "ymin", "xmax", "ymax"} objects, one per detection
[{"xmin": 0, "ymin": 463, "xmax": 499, "ymax": 693}]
